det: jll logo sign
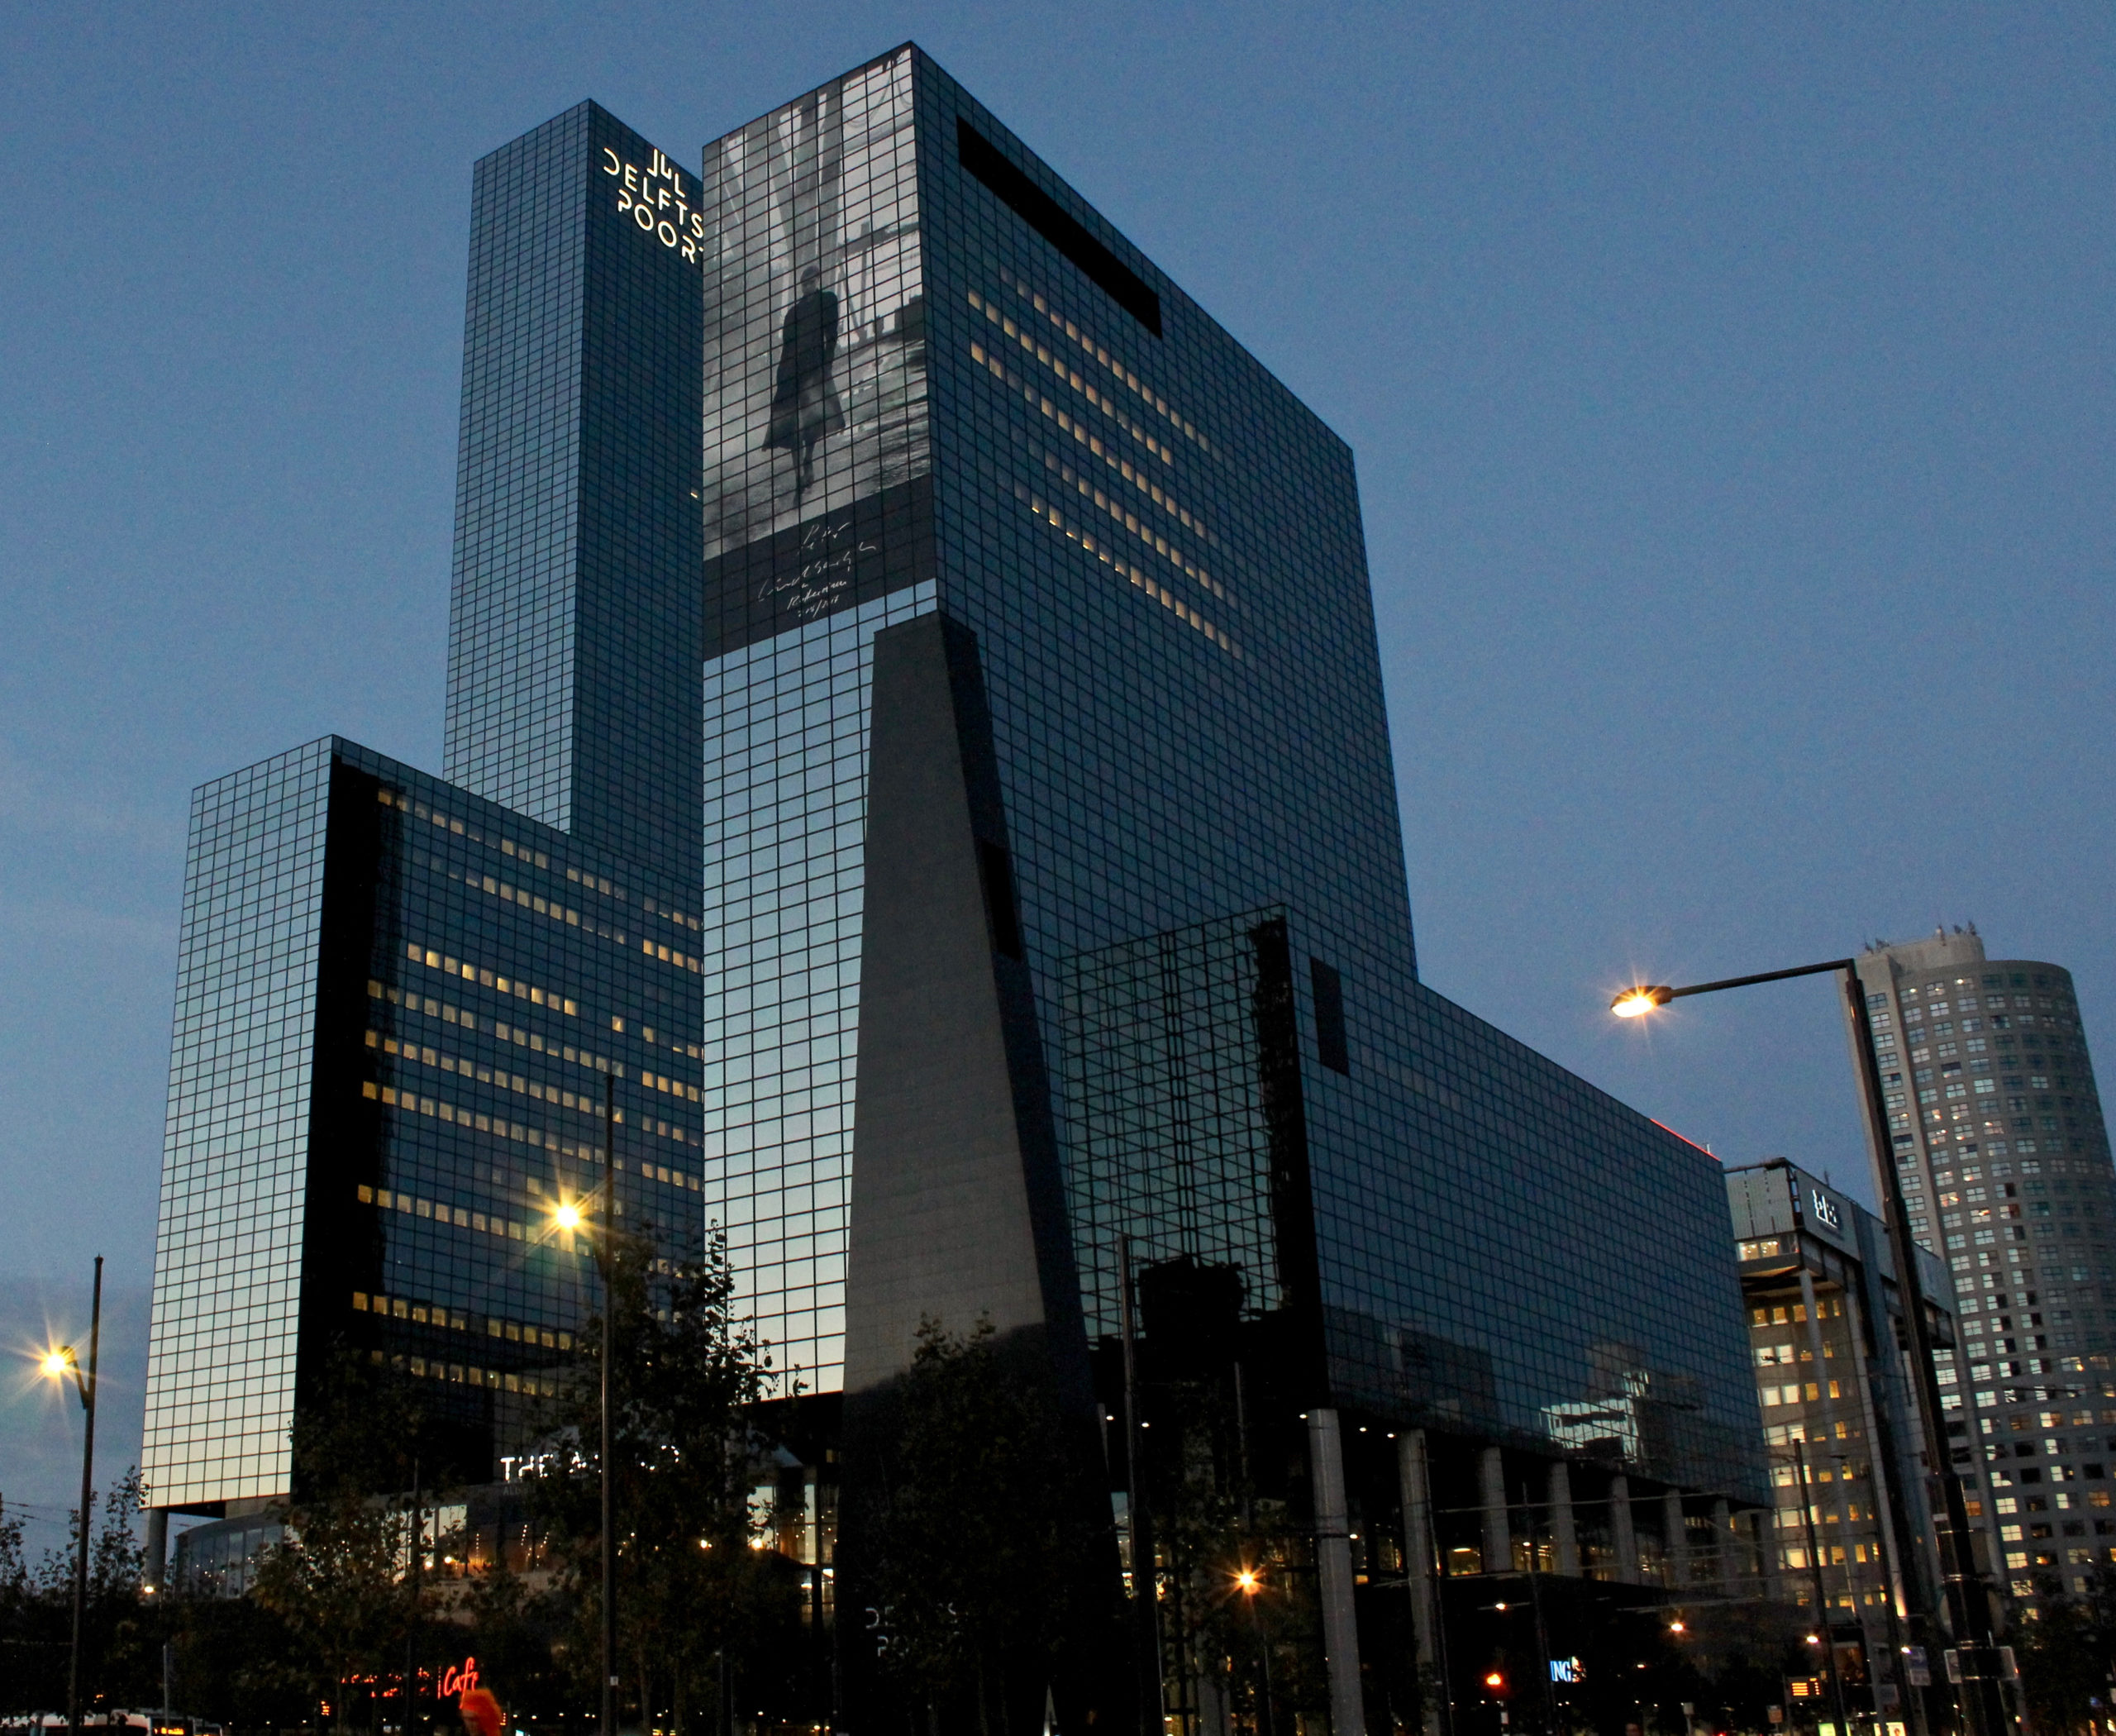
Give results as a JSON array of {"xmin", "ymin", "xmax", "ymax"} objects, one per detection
[{"xmin": 1810, "ymin": 1189, "xmax": 1842, "ymax": 1230}]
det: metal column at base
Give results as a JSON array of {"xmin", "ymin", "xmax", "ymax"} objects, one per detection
[
  {"xmin": 1547, "ymin": 1462, "xmax": 1580, "ymax": 1577},
  {"xmin": 1309, "ymin": 1409, "xmax": 1367, "ymax": 1736},
  {"xmin": 1711, "ymin": 1499, "xmax": 1737, "ymax": 1594},
  {"xmin": 1609, "ymin": 1473, "xmax": 1640, "ymax": 1583},
  {"xmin": 1663, "ymin": 1489, "xmax": 1690, "ymax": 1589},
  {"xmin": 143, "ymin": 1508, "xmax": 169, "ymax": 1597},
  {"xmin": 1479, "ymin": 1447, "xmax": 1511, "ymax": 1575},
  {"xmin": 1396, "ymin": 1430, "xmax": 1442, "ymax": 1736}
]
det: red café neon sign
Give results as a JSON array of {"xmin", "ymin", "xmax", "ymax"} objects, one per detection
[{"xmin": 345, "ymin": 1656, "xmax": 480, "ymax": 1699}]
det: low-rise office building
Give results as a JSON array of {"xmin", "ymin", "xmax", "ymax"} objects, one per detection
[{"xmin": 1730, "ymin": 1158, "xmax": 1959, "ymax": 1724}]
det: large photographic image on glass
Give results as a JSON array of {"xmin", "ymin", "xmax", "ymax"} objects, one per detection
[{"xmin": 699, "ymin": 50, "xmax": 931, "ymax": 659}]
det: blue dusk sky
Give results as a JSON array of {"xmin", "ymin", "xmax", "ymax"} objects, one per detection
[{"xmin": 2, "ymin": 3, "xmax": 2111, "ymax": 1529}]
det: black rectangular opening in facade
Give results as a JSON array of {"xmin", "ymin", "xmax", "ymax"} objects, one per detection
[
  {"xmin": 977, "ymin": 838, "xmax": 1025, "ymax": 959},
  {"xmin": 956, "ymin": 119, "xmax": 1163, "ymax": 338},
  {"xmin": 1311, "ymin": 958, "xmax": 1349, "ymax": 1075}
]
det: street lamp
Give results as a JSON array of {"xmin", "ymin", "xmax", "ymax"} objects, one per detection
[
  {"xmin": 546, "ymin": 1075, "xmax": 619, "ymax": 1736},
  {"xmin": 42, "ymin": 1256, "xmax": 103, "ymax": 1736},
  {"xmin": 594, "ymin": 1071, "xmax": 619, "ymax": 1736},
  {"xmin": 1609, "ymin": 956, "xmax": 2010, "ymax": 1736}
]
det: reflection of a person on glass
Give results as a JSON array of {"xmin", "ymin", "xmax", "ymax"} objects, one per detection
[{"xmin": 764, "ymin": 263, "xmax": 843, "ymax": 498}]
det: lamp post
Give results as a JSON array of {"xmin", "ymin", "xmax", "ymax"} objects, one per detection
[
  {"xmin": 555, "ymin": 1074, "xmax": 618, "ymax": 1736},
  {"xmin": 1612, "ymin": 958, "xmax": 2010, "ymax": 1736},
  {"xmin": 599, "ymin": 1071, "xmax": 617, "ymax": 1736},
  {"xmin": 41, "ymin": 1255, "xmax": 103, "ymax": 1736}
]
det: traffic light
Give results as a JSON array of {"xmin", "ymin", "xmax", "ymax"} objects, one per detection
[{"xmin": 1483, "ymin": 1671, "xmax": 1508, "ymax": 1696}]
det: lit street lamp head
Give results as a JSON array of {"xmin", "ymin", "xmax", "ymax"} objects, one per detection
[
  {"xmin": 552, "ymin": 1202, "xmax": 584, "ymax": 1232},
  {"xmin": 1611, "ymin": 985, "xmax": 1673, "ymax": 1018},
  {"xmin": 41, "ymin": 1347, "xmax": 74, "ymax": 1379}
]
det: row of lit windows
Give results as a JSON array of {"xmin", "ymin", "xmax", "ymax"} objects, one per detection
[
  {"xmin": 1906, "ymin": 1142, "xmax": 2066, "ymax": 1175},
  {"xmin": 1040, "ymin": 450, "xmax": 1225, "ymax": 599},
  {"xmin": 1997, "ymin": 1490, "xmax": 2114, "ymax": 1519},
  {"xmin": 402, "ymin": 941, "xmax": 579, "ymax": 1016},
  {"xmin": 965, "ymin": 308, "xmax": 1174, "ymax": 465},
  {"xmin": 1760, "ymin": 1381, "xmax": 1845, "ymax": 1407},
  {"xmin": 373, "ymin": 783, "xmax": 696, "ymax": 928},
  {"xmin": 361, "ymin": 1076, "xmax": 702, "ymax": 1154},
  {"xmin": 1763, "ymin": 1418, "xmax": 1856, "ymax": 1447},
  {"xmin": 369, "ymin": 977, "xmax": 700, "ymax": 1068},
  {"xmin": 413, "ymin": 842, "xmax": 708, "ymax": 970},
  {"xmin": 971, "ymin": 291, "xmax": 1218, "ymax": 533},
  {"xmin": 991, "ymin": 267, "xmax": 1217, "ymax": 459},
  {"xmin": 1028, "ymin": 417, "xmax": 1224, "ymax": 577},
  {"xmin": 355, "ymin": 1180, "xmax": 575, "ymax": 1247},
  {"xmin": 1875, "ymin": 1016, "xmax": 2072, "ymax": 1052},
  {"xmin": 365, "ymin": 1344, "xmax": 557, "ymax": 1397},
  {"xmin": 1781, "ymin": 1543, "xmax": 1884, "ymax": 1570},
  {"xmin": 353, "ymin": 1288, "xmax": 573, "ymax": 1350},
  {"xmin": 1750, "ymin": 1298, "xmax": 1845, "ymax": 1327},
  {"xmin": 367, "ymin": 1026, "xmax": 701, "ymax": 1114},
  {"xmin": 970, "ymin": 338, "xmax": 1224, "ymax": 608},
  {"xmin": 369, "ymin": 1034, "xmax": 701, "ymax": 1180},
  {"xmin": 367, "ymin": 979, "xmax": 625, "ymax": 1069},
  {"xmin": 1014, "ymin": 482, "xmax": 1237, "ymax": 656}
]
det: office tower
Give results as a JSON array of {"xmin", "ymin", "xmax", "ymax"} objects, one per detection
[
  {"xmin": 141, "ymin": 104, "xmax": 708, "ymax": 1550},
  {"xmin": 1729, "ymin": 1158, "xmax": 1959, "ymax": 1724},
  {"xmin": 1849, "ymin": 931, "xmax": 2116, "ymax": 1609},
  {"xmin": 693, "ymin": 48, "xmax": 1770, "ymax": 1734},
  {"xmin": 144, "ymin": 51, "xmax": 1774, "ymax": 1729}
]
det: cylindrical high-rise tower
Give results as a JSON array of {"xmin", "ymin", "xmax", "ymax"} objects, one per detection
[{"xmin": 1851, "ymin": 928, "xmax": 2114, "ymax": 1612}]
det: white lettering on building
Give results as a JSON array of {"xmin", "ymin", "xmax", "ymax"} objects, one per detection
[{"xmin": 603, "ymin": 145, "xmax": 704, "ymax": 264}]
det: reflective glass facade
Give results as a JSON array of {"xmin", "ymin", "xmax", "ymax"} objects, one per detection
[
  {"xmin": 147, "ymin": 51, "xmax": 1766, "ymax": 1580},
  {"xmin": 143, "ymin": 739, "xmax": 704, "ymax": 1509},
  {"xmin": 701, "ymin": 50, "xmax": 1764, "ymax": 1504},
  {"xmin": 445, "ymin": 101, "xmax": 703, "ymax": 888},
  {"xmin": 146, "ymin": 98, "xmax": 706, "ymax": 1511},
  {"xmin": 145, "ymin": 743, "xmax": 333, "ymax": 1509},
  {"xmin": 701, "ymin": 582, "xmax": 935, "ymax": 1385}
]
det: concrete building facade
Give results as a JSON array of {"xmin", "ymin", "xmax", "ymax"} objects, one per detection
[{"xmin": 1849, "ymin": 931, "xmax": 2116, "ymax": 1608}]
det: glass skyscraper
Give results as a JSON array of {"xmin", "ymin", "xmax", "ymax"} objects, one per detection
[
  {"xmin": 690, "ymin": 49, "xmax": 1769, "ymax": 1734},
  {"xmin": 143, "ymin": 103, "xmax": 708, "ymax": 1520},
  {"xmin": 145, "ymin": 50, "xmax": 1774, "ymax": 1734}
]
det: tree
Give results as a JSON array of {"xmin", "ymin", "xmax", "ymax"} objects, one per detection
[
  {"xmin": 249, "ymin": 1353, "xmax": 431, "ymax": 1730},
  {"xmin": 534, "ymin": 1224, "xmax": 787, "ymax": 1733},
  {"xmin": 0, "ymin": 1471, "xmax": 155, "ymax": 1716},
  {"xmin": 2015, "ymin": 1564, "xmax": 2116, "ymax": 1736},
  {"xmin": 861, "ymin": 1316, "xmax": 1101, "ymax": 1735}
]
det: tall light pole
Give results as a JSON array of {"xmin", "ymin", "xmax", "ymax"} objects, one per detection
[
  {"xmin": 1612, "ymin": 959, "xmax": 2010, "ymax": 1736},
  {"xmin": 599, "ymin": 1069, "xmax": 617, "ymax": 1736},
  {"xmin": 42, "ymin": 1254, "xmax": 103, "ymax": 1736},
  {"xmin": 550, "ymin": 1075, "xmax": 617, "ymax": 1736}
]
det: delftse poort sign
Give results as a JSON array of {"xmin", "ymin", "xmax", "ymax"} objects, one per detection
[
  {"xmin": 603, "ymin": 143, "xmax": 704, "ymax": 265},
  {"xmin": 702, "ymin": 475, "xmax": 933, "ymax": 661}
]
